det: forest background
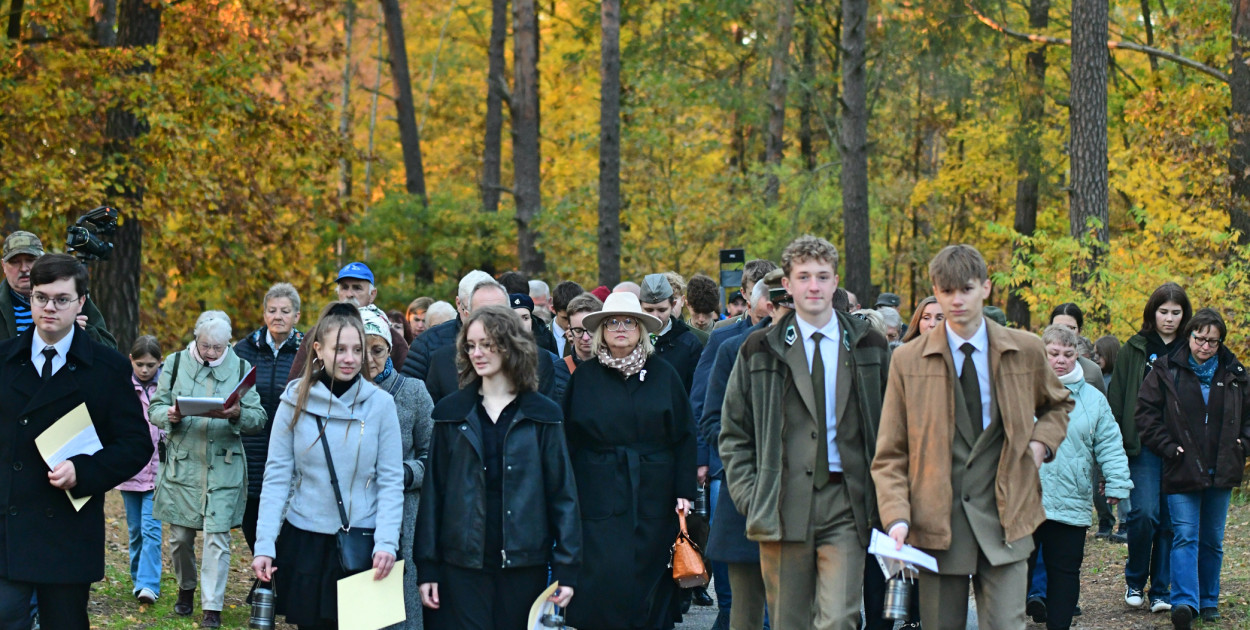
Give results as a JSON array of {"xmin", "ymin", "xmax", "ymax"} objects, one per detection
[{"xmin": 2, "ymin": 0, "xmax": 1248, "ymax": 355}]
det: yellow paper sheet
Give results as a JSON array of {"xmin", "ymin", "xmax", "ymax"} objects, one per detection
[
  {"xmin": 33, "ymin": 403, "xmax": 100, "ymax": 512},
  {"xmin": 336, "ymin": 559, "xmax": 406, "ymax": 630},
  {"xmin": 527, "ymin": 581, "xmax": 560, "ymax": 630}
]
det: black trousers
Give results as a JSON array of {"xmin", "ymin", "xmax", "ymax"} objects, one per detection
[
  {"xmin": 1026, "ymin": 520, "xmax": 1086, "ymax": 630},
  {"xmin": 438, "ymin": 564, "xmax": 548, "ymax": 630},
  {"xmin": 0, "ymin": 578, "xmax": 89, "ymax": 630},
  {"xmin": 242, "ymin": 495, "xmax": 261, "ymax": 554}
]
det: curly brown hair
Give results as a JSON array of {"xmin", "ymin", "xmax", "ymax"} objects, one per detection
[
  {"xmin": 685, "ymin": 274, "xmax": 720, "ymax": 315},
  {"xmin": 455, "ymin": 305, "xmax": 539, "ymax": 392},
  {"xmin": 781, "ymin": 235, "xmax": 839, "ymax": 277}
]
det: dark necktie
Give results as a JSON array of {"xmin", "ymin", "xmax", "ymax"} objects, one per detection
[
  {"xmin": 960, "ymin": 342, "xmax": 983, "ymax": 437},
  {"xmin": 812, "ymin": 332, "xmax": 829, "ymax": 489},
  {"xmin": 41, "ymin": 346, "xmax": 58, "ymax": 381}
]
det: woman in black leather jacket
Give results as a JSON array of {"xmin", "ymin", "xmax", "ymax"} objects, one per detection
[{"xmin": 416, "ymin": 306, "xmax": 581, "ymax": 629}]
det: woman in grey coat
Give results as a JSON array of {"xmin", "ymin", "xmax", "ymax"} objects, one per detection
[{"xmin": 361, "ymin": 306, "xmax": 434, "ymax": 630}]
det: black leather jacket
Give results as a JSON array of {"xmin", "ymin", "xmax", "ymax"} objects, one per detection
[{"xmin": 416, "ymin": 388, "xmax": 582, "ymax": 587}]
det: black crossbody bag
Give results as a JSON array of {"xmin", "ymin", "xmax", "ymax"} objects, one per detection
[{"xmin": 315, "ymin": 415, "xmax": 375, "ymax": 574}]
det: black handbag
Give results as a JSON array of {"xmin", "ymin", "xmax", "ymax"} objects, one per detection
[{"xmin": 315, "ymin": 416, "xmax": 376, "ymax": 575}]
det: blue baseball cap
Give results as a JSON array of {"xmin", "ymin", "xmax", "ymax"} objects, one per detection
[{"xmin": 336, "ymin": 262, "xmax": 375, "ymax": 284}]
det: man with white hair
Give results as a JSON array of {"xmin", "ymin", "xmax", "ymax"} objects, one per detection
[
  {"xmin": 401, "ymin": 269, "xmax": 494, "ymax": 380},
  {"xmin": 529, "ymin": 279, "xmax": 553, "ymax": 323}
]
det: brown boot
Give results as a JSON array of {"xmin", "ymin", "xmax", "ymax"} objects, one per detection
[
  {"xmin": 174, "ymin": 589, "xmax": 195, "ymax": 616},
  {"xmin": 202, "ymin": 610, "xmax": 221, "ymax": 628}
]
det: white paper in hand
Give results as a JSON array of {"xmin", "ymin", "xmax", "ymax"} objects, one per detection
[
  {"xmin": 336, "ymin": 560, "xmax": 406, "ymax": 630},
  {"xmin": 869, "ymin": 528, "xmax": 938, "ymax": 578},
  {"xmin": 527, "ymin": 581, "xmax": 561, "ymax": 630},
  {"xmin": 34, "ymin": 403, "xmax": 102, "ymax": 511},
  {"xmin": 175, "ymin": 397, "xmax": 226, "ymax": 416}
]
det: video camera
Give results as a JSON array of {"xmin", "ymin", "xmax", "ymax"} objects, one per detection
[{"xmin": 65, "ymin": 206, "xmax": 119, "ymax": 262}]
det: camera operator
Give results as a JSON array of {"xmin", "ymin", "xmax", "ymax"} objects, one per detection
[{"xmin": 0, "ymin": 232, "xmax": 115, "ymax": 349}]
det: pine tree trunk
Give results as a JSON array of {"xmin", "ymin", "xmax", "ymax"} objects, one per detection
[
  {"xmin": 596, "ymin": 0, "xmax": 621, "ymax": 287},
  {"xmin": 1069, "ymin": 0, "xmax": 1109, "ymax": 291},
  {"xmin": 1229, "ymin": 0, "xmax": 1250, "ymax": 244},
  {"xmin": 380, "ymin": 0, "xmax": 429, "ymax": 205},
  {"xmin": 338, "ymin": 0, "xmax": 356, "ymax": 203},
  {"xmin": 1007, "ymin": 0, "xmax": 1050, "ymax": 329},
  {"xmin": 482, "ymin": 0, "xmax": 508, "ymax": 214},
  {"xmin": 798, "ymin": 4, "xmax": 816, "ymax": 171},
  {"xmin": 763, "ymin": 0, "xmax": 796, "ymax": 206},
  {"xmin": 512, "ymin": 0, "xmax": 544, "ymax": 273},
  {"xmin": 839, "ymin": 0, "xmax": 871, "ymax": 303},
  {"xmin": 96, "ymin": 0, "xmax": 162, "ymax": 353}
]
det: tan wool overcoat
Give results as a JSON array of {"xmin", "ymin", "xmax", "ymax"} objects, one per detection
[{"xmin": 871, "ymin": 319, "xmax": 1073, "ymax": 550}]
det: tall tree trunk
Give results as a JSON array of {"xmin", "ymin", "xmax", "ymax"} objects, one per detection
[
  {"xmin": 481, "ymin": 0, "xmax": 508, "ymax": 213},
  {"xmin": 96, "ymin": 0, "xmax": 162, "ymax": 353},
  {"xmin": 763, "ymin": 0, "xmax": 796, "ymax": 206},
  {"xmin": 6, "ymin": 0, "xmax": 22, "ymax": 39},
  {"xmin": 512, "ymin": 0, "xmax": 543, "ymax": 273},
  {"xmin": 1069, "ymin": 0, "xmax": 1109, "ymax": 292},
  {"xmin": 1230, "ymin": 0, "xmax": 1250, "ymax": 244},
  {"xmin": 338, "ymin": 0, "xmax": 356, "ymax": 203},
  {"xmin": 379, "ymin": 0, "xmax": 429, "ymax": 205},
  {"xmin": 363, "ymin": 6, "xmax": 384, "ymax": 206},
  {"xmin": 91, "ymin": 0, "xmax": 117, "ymax": 48},
  {"xmin": 1140, "ymin": 0, "xmax": 1159, "ymax": 71},
  {"xmin": 1007, "ymin": 0, "xmax": 1050, "ymax": 329},
  {"xmin": 839, "ymin": 0, "xmax": 871, "ymax": 303},
  {"xmin": 798, "ymin": 3, "xmax": 816, "ymax": 171},
  {"xmin": 597, "ymin": 0, "xmax": 621, "ymax": 286}
]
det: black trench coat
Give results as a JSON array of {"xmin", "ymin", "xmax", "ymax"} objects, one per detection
[{"xmin": 561, "ymin": 355, "xmax": 697, "ymax": 630}]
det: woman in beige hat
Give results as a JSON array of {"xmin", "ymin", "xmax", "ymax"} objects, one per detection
[{"xmin": 561, "ymin": 292, "xmax": 698, "ymax": 630}]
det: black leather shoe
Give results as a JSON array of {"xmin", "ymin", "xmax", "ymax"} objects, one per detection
[
  {"xmin": 1200, "ymin": 607, "xmax": 1221, "ymax": 622},
  {"xmin": 692, "ymin": 586, "xmax": 715, "ymax": 607},
  {"xmin": 1026, "ymin": 596, "xmax": 1047, "ymax": 623},
  {"xmin": 202, "ymin": 610, "xmax": 221, "ymax": 628},
  {"xmin": 174, "ymin": 589, "xmax": 195, "ymax": 616},
  {"xmin": 1171, "ymin": 604, "xmax": 1194, "ymax": 630}
]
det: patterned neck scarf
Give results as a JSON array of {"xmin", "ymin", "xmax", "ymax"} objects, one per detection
[
  {"xmin": 372, "ymin": 357, "xmax": 395, "ymax": 386},
  {"xmin": 1189, "ymin": 353, "xmax": 1218, "ymax": 387},
  {"xmin": 597, "ymin": 344, "xmax": 647, "ymax": 378}
]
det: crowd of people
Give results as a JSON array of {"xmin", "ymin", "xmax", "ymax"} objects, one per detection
[{"xmin": 0, "ymin": 227, "xmax": 1245, "ymax": 630}]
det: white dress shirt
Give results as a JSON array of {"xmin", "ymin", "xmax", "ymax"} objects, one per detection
[
  {"xmin": 32, "ymin": 326, "xmax": 75, "ymax": 379},
  {"xmin": 552, "ymin": 320, "xmax": 567, "ymax": 357},
  {"xmin": 794, "ymin": 313, "xmax": 842, "ymax": 472},
  {"xmin": 945, "ymin": 318, "xmax": 992, "ymax": 431}
]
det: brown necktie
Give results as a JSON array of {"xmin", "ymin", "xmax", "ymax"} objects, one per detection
[
  {"xmin": 812, "ymin": 332, "xmax": 829, "ymax": 489},
  {"xmin": 960, "ymin": 343, "xmax": 983, "ymax": 438}
]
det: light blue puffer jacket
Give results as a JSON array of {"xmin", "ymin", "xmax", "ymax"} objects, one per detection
[{"xmin": 1039, "ymin": 368, "xmax": 1133, "ymax": 527}]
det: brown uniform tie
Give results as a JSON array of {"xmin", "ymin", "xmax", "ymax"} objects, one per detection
[
  {"xmin": 960, "ymin": 342, "xmax": 983, "ymax": 438},
  {"xmin": 812, "ymin": 332, "xmax": 829, "ymax": 489}
]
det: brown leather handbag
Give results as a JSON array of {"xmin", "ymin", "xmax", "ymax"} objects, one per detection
[{"xmin": 670, "ymin": 509, "xmax": 710, "ymax": 588}]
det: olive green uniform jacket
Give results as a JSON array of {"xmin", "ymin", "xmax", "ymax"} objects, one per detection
[{"xmin": 719, "ymin": 310, "xmax": 890, "ymax": 546}]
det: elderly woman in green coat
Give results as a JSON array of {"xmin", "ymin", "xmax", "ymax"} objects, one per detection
[{"xmin": 150, "ymin": 311, "xmax": 266, "ymax": 628}]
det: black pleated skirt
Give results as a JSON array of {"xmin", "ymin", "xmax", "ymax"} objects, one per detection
[{"xmin": 274, "ymin": 521, "xmax": 348, "ymax": 626}]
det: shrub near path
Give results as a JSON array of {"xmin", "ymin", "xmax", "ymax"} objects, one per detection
[{"xmin": 89, "ymin": 490, "xmax": 1250, "ymax": 629}]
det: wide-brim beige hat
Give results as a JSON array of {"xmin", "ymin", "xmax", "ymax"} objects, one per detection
[{"xmin": 582, "ymin": 292, "xmax": 663, "ymax": 334}]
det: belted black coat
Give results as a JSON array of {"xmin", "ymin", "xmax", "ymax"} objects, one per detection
[{"xmin": 0, "ymin": 328, "xmax": 153, "ymax": 583}]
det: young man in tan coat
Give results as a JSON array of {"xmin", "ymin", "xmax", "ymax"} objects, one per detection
[{"xmin": 871, "ymin": 245, "xmax": 1072, "ymax": 629}]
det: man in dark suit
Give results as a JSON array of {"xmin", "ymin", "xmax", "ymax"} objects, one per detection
[{"xmin": 0, "ymin": 254, "xmax": 152, "ymax": 629}]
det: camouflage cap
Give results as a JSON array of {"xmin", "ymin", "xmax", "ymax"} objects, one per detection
[{"xmin": 2, "ymin": 231, "xmax": 44, "ymax": 262}]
